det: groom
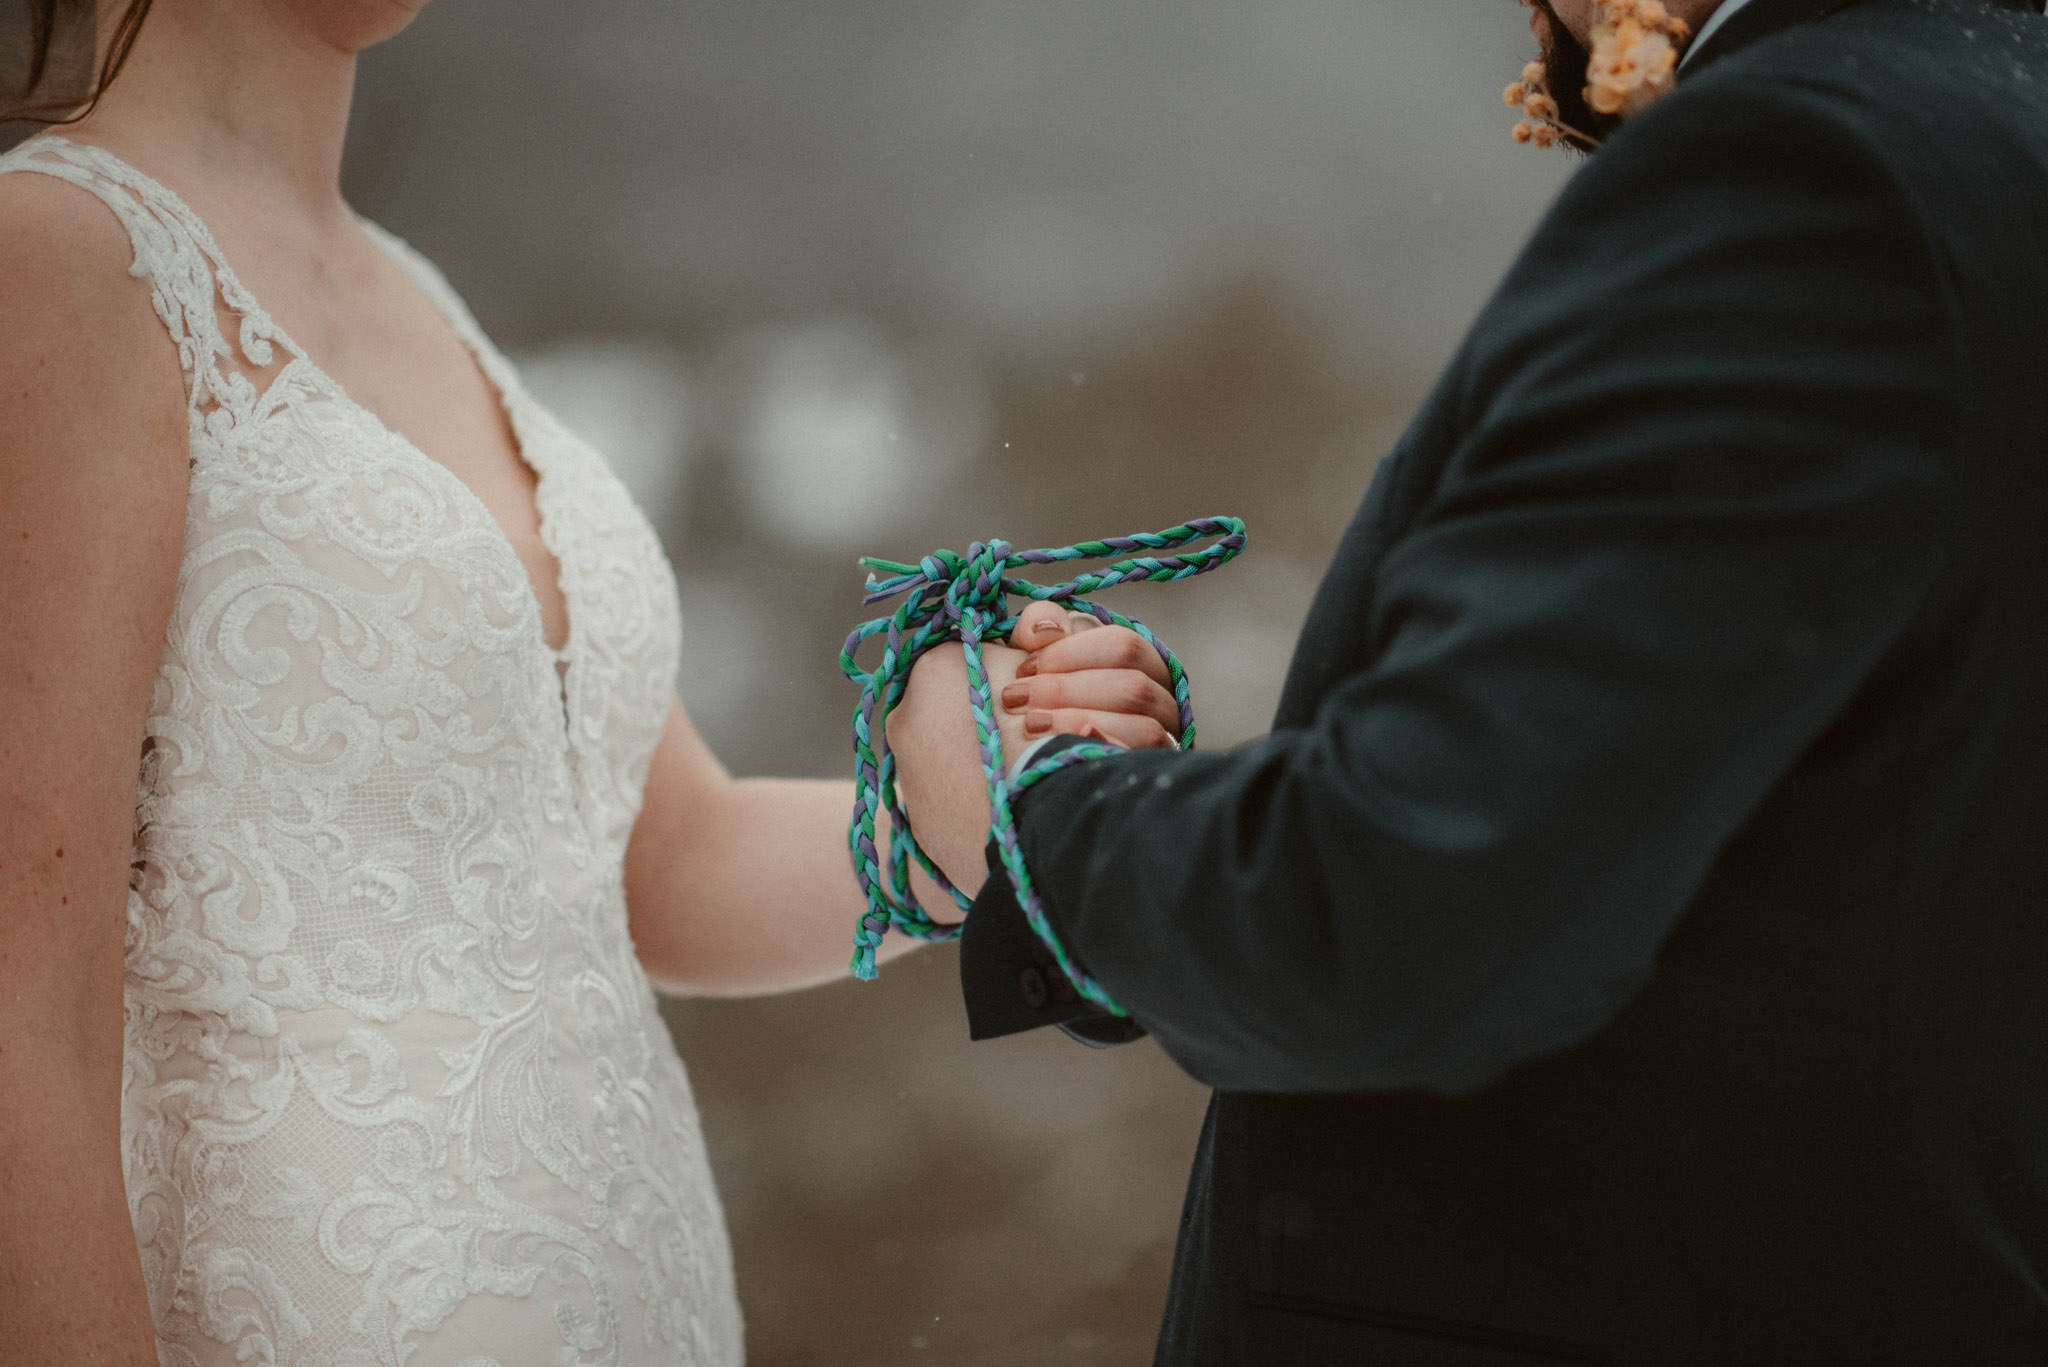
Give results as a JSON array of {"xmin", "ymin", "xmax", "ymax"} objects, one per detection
[{"xmin": 890, "ymin": 0, "xmax": 2048, "ymax": 1360}]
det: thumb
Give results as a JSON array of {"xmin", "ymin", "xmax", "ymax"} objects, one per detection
[{"xmin": 1009, "ymin": 599, "xmax": 1071, "ymax": 652}]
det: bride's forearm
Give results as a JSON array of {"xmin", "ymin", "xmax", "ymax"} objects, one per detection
[
  {"xmin": 640, "ymin": 778, "xmax": 935, "ymax": 997},
  {"xmin": 624, "ymin": 703, "xmax": 964, "ymax": 997}
]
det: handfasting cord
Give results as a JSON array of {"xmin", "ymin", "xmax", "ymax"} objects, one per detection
[{"xmin": 840, "ymin": 517, "xmax": 1248, "ymax": 1015}]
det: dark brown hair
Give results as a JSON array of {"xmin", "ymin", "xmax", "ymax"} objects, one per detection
[{"xmin": 2, "ymin": 0, "xmax": 153, "ymax": 125}]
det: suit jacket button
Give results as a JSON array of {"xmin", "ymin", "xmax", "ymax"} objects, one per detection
[{"xmin": 1018, "ymin": 965, "xmax": 1051, "ymax": 1011}]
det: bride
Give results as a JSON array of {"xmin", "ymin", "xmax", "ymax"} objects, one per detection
[{"xmin": 0, "ymin": 1, "xmax": 1187, "ymax": 1363}]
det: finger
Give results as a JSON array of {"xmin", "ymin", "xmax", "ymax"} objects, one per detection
[
  {"xmin": 1016, "ymin": 624, "xmax": 1171, "ymax": 690},
  {"xmin": 1008, "ymin": 599, "xmax": 1072, "ymax": 652},
  {"xmin": 1022, "ymin": 708, "xmax": 1176, "ymax": 751},
  {"xmin": 1000, "ymin": 668, "xmax": 1179, "ymax": 738}
]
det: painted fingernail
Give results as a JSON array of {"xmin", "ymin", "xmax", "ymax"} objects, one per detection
[
  {"xmin": 1016, "ymin": 658, "xmax": 1039, "ymax": 678},
  {"xmin": 1025, "ymin": 711, "xmax": 1053, "ymax": 736},
  {"xmin": 1001, "ymin": 684, "xmax": 1030, "ymax": 710}
]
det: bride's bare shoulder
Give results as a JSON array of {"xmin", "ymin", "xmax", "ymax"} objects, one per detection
[
  {"xmin": 0, "ymin": 160, "xmax": 188, "ymax": 566},
  {"xmin": 0, "ymin": 161, "xmax": 187, "ymax": 448},
  {"xmin": 0, "ymin": 166, "xmax": 174, "ymax": 348}
]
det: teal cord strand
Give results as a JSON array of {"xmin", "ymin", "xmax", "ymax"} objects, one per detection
[{"xmin": 840, "ymin": 517, "xmax": 1248, "ymax": 1014}]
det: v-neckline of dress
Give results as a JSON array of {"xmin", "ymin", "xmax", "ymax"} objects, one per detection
[{"xmin": 25, "ymin": 136, "xmax": 582, "ymax": 732}]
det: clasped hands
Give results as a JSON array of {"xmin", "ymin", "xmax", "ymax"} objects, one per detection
[{"xmin": 887, "ymin": 599, "xmax": 1179, "ymax": 899}]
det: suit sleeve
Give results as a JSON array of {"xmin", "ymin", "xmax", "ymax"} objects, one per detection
[{"xmin": 963, "ymin": 76, "xmax": 1967, "ymax": 1095}]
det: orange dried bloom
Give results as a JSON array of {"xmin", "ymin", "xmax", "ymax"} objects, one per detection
[
  {"xmin": 1582, "ymin": 0, "xmax": 1688, "ymax": 120},
  {"xmin": 1504, "ymin": 0, "xmax": 1688, "ymax": 149}
]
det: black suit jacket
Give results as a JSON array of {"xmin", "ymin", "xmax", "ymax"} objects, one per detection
[{"xmin": 961, "ymin": 0, "xmax": 2048, "ymax": 1360}]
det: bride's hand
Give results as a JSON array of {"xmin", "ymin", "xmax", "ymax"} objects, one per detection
[{"xmin": 887, "ymin": 640, "xmax": 1025, "ymax": 887}]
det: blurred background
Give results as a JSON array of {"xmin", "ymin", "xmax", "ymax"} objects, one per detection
[{"xmin": 71, "ymin": 1, "xmax": 1574, "ymax": 1361}]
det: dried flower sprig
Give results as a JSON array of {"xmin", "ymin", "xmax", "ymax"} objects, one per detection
[
  {"xmin": 1506, "ymin": 0, "xmax": 1694, "ymax": 148},
  {"xmin": 1505, "ymin": 59, "xmax": 1583, "ymax": 150}
]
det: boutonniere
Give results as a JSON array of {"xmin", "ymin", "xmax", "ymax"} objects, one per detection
[{"xmin": 1506, "ymin": 0, "xmax": 1694, "ymax": 149}]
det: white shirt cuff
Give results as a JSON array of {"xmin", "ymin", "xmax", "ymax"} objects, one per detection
[{"xmin": 1005, "ymin": 736, "xmax": 1063, "ymax": 782}]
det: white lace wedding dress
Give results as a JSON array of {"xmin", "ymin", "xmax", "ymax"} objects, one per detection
[{"xmin": 0, "ymin": 137, "xmax": 743, "ymax": 1366}]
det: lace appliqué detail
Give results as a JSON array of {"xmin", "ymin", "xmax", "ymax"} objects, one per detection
[{"xmin": 0, "ymin": 137, "xmax": 737, "ymax": 1367}]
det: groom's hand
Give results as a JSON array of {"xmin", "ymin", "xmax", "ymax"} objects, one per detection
[{"xmin": 888, "ymin": 603, "xmax": 1180, "ymax": 888}]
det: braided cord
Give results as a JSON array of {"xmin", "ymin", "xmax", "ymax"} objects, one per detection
[{"xmin": 840, "ymin": 517, "xmax": 1247, "ymax": 1015}]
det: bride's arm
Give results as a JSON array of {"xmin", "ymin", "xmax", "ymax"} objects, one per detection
[
  {"xmin": 622, "ymin": 699, "xmax": 944, "ymax": 998},
  {"xmin": 624, "ymin": 607, "xmax": 1182, "ymax": 997},
  {"xmin": 0, "ymin": 176, "xmax": 190, "ymax": 1365}
]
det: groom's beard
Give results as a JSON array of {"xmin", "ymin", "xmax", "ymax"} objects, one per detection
[{"xmin": 1530, "ymin": 1, "xmax": 1625, "ymax": 149}]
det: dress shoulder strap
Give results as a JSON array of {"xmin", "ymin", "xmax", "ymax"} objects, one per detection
[{"xmin": 0, "ymin": 136, "xmax": 280, "ymax": 415}]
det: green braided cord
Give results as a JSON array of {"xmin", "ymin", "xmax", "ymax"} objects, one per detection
[
  {"xmin": 991, "ymin": 740, "xmax": 1127, "ymax": 1002},
  {"xmin": 839, "ymin": 518, "xmax": 1248, "ymax": 1013},
  {"xmin": 1011, "ymin": 742, "xmax": 1127, "ymax": 795}
]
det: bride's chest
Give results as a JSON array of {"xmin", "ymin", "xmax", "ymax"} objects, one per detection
[
  {"xmin": 242, "ymin": 248, "xmax": 577, "ymax": 655},
  {"xmin": 167, "ymin": 368, "xmax": 681, "ymax": 836}
]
